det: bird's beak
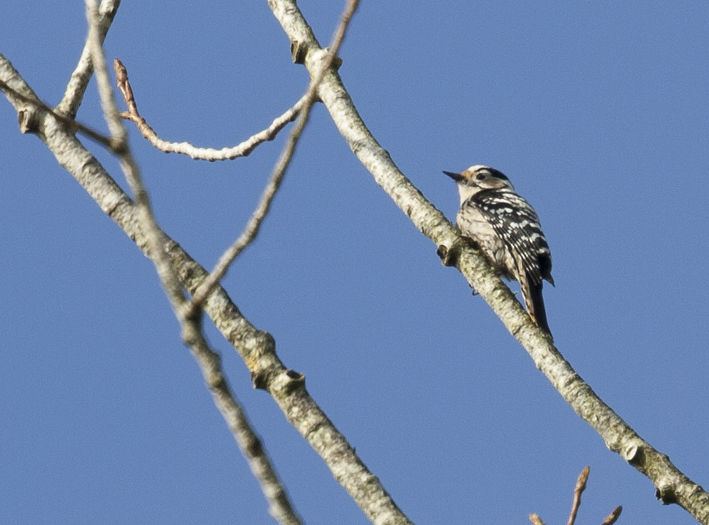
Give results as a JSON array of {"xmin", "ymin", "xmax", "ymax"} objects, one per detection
[{"xmin": 443, "ymin": 170, "xmax": 463, "ymax": 182}]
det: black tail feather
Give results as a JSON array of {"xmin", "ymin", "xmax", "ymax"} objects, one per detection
[{"xmin": 522, "ymin": 280, "xmax": 552, "ymax": 338}]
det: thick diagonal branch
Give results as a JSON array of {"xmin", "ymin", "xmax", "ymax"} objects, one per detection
[
  {"xmin": 2, "ymin": 45, "xmax": 408, "ymax": 525},
  {"xmin": 80, "ymin": 3, "xmax": 305, "ymax": 522},
  {"xmin": 265, "ymin": 1, "xmax": 709, "ymax": 523}
]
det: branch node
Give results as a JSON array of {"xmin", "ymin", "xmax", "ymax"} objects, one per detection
[
  {"xmin": 291, "ymin": 40, "xmax": 310, "ymax": 64},
  {"xmin": 437, "ymin": 236, "xmax": 480, "ymax": 267},
  {"xmin": 621, "ymin": 443, "xmax": 641, "ymax": 464},
  {"xmin": 18, "ymin": 105, "xmax": 41, "ymax": 134},
  {"xmin": 263, "ymin": 368, "xmax": 306, "ymax": 396},
  {"xmin": 436, "ymin": 244, "xmax": 454, "ymax": 266},
  {"xmin": 323, "ymin": 47, "xmax": 343, "ymax": 70},
  {"xmin": 281, "ymin": 369, "xmax": 305, "ymax": 394},
  {"xmin": 285, "ymin": 369, "xmax": 305, "ymax": 382},
  {"xmin": 251, "ymin": 369, "xmax": 269, "ymax": 391},
  {"xmin": 656, "ymin": 485, "xmax": 679, "ymax": 505}
]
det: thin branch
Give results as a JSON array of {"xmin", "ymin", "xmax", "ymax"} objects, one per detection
[
  {"xmin": 79, "ymin": 5, "xmax": 304, "ymax": 524},
  {"xmin": 190, "ymin": 0, "xmax": 360, "ymax": 310},
  {"xmin": 2, "ymin": 0, "xmax": 120, "ymax": 142},
  {"xmin": 114, "ymin": 58, "xmax": 305, "ymax": 161},
  {"xmin": 567, "ymin": 466, "xmax": 590, "ymax": 525},
  {"xmin": 266, "ymin": 0, "xmax": 709, "ymax": 523},
  {"xmin": 533, "ymin": 467, "xmax": 621, "ymax": 525},
  {"xmin": 181, "ymin": 319, "xmax": 304, "ymax": 525},
  {"xmin": 602, "ymin": 506, "xmax": 623, "ymax": 525},
  {"xmin": 57, "ymin": 0, "xmax": 121, "ymax": 119},
  {"xmin": 4, "ymin": 22, "xmax": 402, "ymax": 524},
  {"xmin": 85, "ymin": 0, "xmax": 183, "ymax": 309},
  {"xmin": 529, "ymin": 514, "xmax": 546, "ymax": 525}
]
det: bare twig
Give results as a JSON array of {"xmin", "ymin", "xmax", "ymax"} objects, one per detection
[
  {"xmin": 85, "ymin": 0, "xmax": 182, "ymax": 308},
  {"xmin": 77, "ymin": 1, "xmax": 405, "ymax": 522},
  {"xmin": 2, "ymin": 0, "xmax": 116, "ymax": 151},
  {"xmin": 114, "ymin": 58, "xmax": 305, "ymax": 161},
  {"xmin": 57, "ymin": 0, "xmax": 121, "ymax": 119},
  {"xmin": 190, "ymin": 0, "xmax": 360, "ymax": 310},
  {"xmin": 529, "ymin": 514, "xmax": 546, "ymax": 525},
  {"xmin": 567, "ymin": 466, "xmax": 590, "ymax": 525},
  {"xmin": 532, "ymin": 467, "xmax": 620, "ymax": 525},
  {"xmin": 80, "ymin": 3, "xmax": 304, "ymax": 524},
  {"xmin": 3, "ymin": 7, "xmax": 405, "ymax": 522},
  {"xmin": 601, "ymin": 506, "xmax": 623, "ymax": 525}
]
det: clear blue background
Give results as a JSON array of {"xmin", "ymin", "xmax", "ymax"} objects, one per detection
[{"xmin": 2, "ymin": 2, "xmax": 708, "ymax": 524}]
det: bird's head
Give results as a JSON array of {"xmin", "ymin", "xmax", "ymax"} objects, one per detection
[{"xmin": 443, "ymin": 165, "xmax": 514, "ymax": 204}]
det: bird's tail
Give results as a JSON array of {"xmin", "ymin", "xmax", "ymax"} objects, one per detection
[{"xmin": 521, "ymin": 278, "xmax": 552, "ymax": 338}]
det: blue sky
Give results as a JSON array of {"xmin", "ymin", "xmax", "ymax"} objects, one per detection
[{"xmin": 2, "ymin": 2, "xmax": 709, "ymax": 524}]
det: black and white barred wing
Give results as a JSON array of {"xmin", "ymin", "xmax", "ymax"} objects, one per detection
[{"xmin": 471, "ymin": 189, "xmax": 554, "ymax": 287}]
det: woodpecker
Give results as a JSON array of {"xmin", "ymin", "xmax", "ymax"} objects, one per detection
[{"xmin": 443, "ymin": 165, "xmax": 554, "ymax": 335}]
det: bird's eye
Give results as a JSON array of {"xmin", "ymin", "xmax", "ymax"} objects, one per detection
[{"xmin": 475, "ymin": 173, "xmax": 486, "ymax": 181}]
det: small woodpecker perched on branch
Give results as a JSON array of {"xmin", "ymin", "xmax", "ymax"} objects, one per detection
[{"xmin": 444, "ymin": 165, "xmax": 554, "ymax": 335}]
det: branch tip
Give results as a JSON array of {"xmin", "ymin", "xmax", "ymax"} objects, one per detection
[
  {"xmin": 575, "ymin": 466, "xmax": 590, "ymax": 492},
  {"xmin": 529, "ymin": 514, "xmax": 546, "ymax": 525},
  {"xmin": 602, "ymin": 506, "xmax": 622, "ymax": 525}
]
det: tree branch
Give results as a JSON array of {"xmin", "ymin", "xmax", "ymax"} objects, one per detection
[
  {"xmin": 602, "ymin": 506, "xmax": 623, "ymax": 525},
  {"xmin": 265, "ymin": 0, "xmax": 709, "ymax": 523},
  {"xmin": 5, "ymin": 0, "xmax": 707, "ymax": 523},
  {"xmin": 190, "ymin": 0, "xmax": 359, "ymax": 310},
  {"xmin": 567, "ymin": 466, "xmax": 590, "ymax": 525},
  {"xmin": 113, "ymin": 58, "xmax": 307, "ymax": 161},
  {"xmin": 57, "ymin": 0, "xmax": 121, "ymax": 119},
  {"xmin": 1, "ymin": 18, "xmax": 409, "ymax": 522},
  {"xmin": 531, "ymin": 467, "xmax": 622, "ymax": 525},
  {"xmin": 41, "ymin": 4, "xmax": 306, "ymax": 522}
]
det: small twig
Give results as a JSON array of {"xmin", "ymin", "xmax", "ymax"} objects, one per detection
[
  {"xmin": 601, "ymin": 506, "xmax": 622, "ymax": 525},
  {"xmin": 83, "ymin": 3, "xmax": 303, "ymax": 523},
  {"xmin": 529, "ymin": 513, "xmax": 547, "ymax": 525},
  {"xmin": 567, "ymin": 466, "xmax": 590, "ymax": 525},
  {"xmin": 532, "ymin": 466, "xmax": 621, "ymax": 525},
  {"xmin": 113, "ymin": 58, "xmax": 305, "ymax": 161},
  {"xmin": 190, "ymin": 0, "xmax": 360, "ymax": 310},
  {"xmin": 56, "ymin": 0, "xmax": 120, "ymax": 119},
  {"xmin": 86, "ymin": 0, "xmax": 183, "ymax": 308}
]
